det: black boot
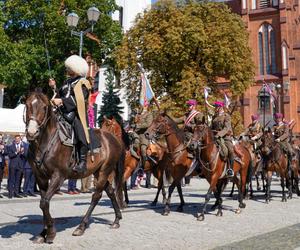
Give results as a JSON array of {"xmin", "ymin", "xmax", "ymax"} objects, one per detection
[
  {"xmin": 226, "ymin": 155, "xmax": 234, "ymax": 177},
  {"xmin": 73, "ymin": 144, "xmax": 88, "ymax": 173}
]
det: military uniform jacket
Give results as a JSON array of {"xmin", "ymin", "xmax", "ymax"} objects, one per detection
[
  {"xmin": 174, "ymin": 110, "xmax": 204, "ymax": 133},
  {"xmin": 135, "ymin": 111, "xmax": 154, "ymax": 135},
  {"xmin": 272, "ymin": 122, "xmax": 290, "ymax": 142},
  {"xmin": 246, "ymin": 121, "xmax": 263, "ymax": 138},
  {"xmin": 211, "ymin": 113, "xmax": 232, "ymax": 139}
]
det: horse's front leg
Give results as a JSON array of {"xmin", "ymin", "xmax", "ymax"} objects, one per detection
[
  {"xmin": 265, "ymin": 171, "xmax": 272, "ymax": 203},
  {"xmin": 162, "ymin": 181, "xmax": 176, "ymax": 216},
  {"xmin": 197, "ymin": 187, "xmax": 212, "ymax": 221},
  {"xmin": 281, "ymin": 174, "xmax": 287, "ymax": 202},
  {"xmin": 151, "ymin": 176, "xmax": 163, "ymax": 206},
  {"xmin": 32, "ymin": 175, "xmax": 48, "ymax": 244},
  {"xmin": 40, "ymin": 172, "xmax": 64, "ymax": 243},
  {"xmin": 176, "ymin": 183, "xmax": 185, "ymax": 212}
]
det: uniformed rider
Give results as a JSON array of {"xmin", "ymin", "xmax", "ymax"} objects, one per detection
[
  {"xmin": 272, "ymin": 113, "xmax": 293, "ymax": 169},
  {"xmin": 244, "ymin": 114, "xmax": 263, "ymax": 153},
  {"xmin": 211, "ymin": 101, "xmax": 234, "ymax": 177}
]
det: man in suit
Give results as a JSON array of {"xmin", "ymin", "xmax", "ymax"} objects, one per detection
[
  {"xmin": 7, "ymin": 135, "xmax": 26, "ymax": 198},
  {"xmin": 0, "ymin": 134, "xmax": 5, "ymax": 198},
  {"xmin": 23, "ymin": 141, "xmax": 36, "ymax": 196}
]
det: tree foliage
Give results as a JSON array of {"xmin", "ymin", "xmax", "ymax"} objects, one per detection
[
  {"xmin": 0, "ymin": 0, "xmax": 122, "ymax": 107},
  {"xmin": 114, "ymin": 0, "xmax": 254, "ymax": 114},
  {"xmin": 98, "ymin": 70, "xmax": 124, "ymax": 126}
]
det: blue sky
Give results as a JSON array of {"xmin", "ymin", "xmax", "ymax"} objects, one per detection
[{"xmin": 152, "ymin": 0, "xmax": 157, "ymax": 3}]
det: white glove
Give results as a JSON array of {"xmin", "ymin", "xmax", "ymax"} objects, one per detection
[
  {"xmin": 275, "ymin": 138, "xmax": 280, "ymax": 142},
  {"xmin": 251, "ymin": 135, "xmax": 258, "ymax": 140}
]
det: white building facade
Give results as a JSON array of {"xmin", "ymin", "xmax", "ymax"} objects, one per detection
[{"xmin": 96, "ymin": 0, "xmax": 152, "ymax": 122}]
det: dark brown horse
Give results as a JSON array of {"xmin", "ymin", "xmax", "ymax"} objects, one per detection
[
  {"xmin": 261, "ymin": 130, "xmax": 292, "ymax": 202},
  {"xmin": 190, "ymin": 123, "xmax": 253, "ymax": 221},
  {"xmin": 145, "ymin": 113, "xmax": 194, "ymax": 215},
  {"xmin": 25, "ymin": 92, "xmax": 125, "ymax": 243}
]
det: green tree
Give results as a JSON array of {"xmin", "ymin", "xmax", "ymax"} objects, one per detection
[
  {"xmin": 98, "ymin": 71, "xmax": 124, "ymax": 126},
  {"xmin": 114, "ymin": 0, "xmax": 254, "ymax": 115},
  {"xmin": 0, "ymin": 0, "xmax": 122, "ymax": 107}
]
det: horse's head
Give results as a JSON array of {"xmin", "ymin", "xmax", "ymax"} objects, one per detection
[
  {"xmin": 145, "ymin": 112, "xmax": 170, "ymax": 140},
  {"xmin": 25, "ymin": 92, "xmax": 50, "ymax": 141},
  {"xmin": 261, "ymin": 129, "xmax": 274, "ymax": 157},
  {"xmin": 190, "ymin": 123, "xmax": 209, "ymax": 150}
]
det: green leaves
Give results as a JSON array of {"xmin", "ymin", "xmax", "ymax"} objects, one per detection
[
  {"xmin": 115, "ymin": 0, "xmax": 254, "ymax": 114},
  {"xmin": 0, "ymin": 0, "xmax": 122, "ymax": 107}
]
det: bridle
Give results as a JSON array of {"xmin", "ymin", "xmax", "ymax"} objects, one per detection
[
  {"xmin": 150, "ymin": 117, "xmax": 190, "ymax": 156},
  {"xmin": 24, "ymin": 99, "xmax": 51, "ymax": 137}
]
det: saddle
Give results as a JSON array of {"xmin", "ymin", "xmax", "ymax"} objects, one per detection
[{"xmin": 57, "ymin": 115, "xmax": 101, "ymax": 151}]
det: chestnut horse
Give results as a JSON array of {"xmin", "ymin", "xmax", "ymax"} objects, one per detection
[
  {"xmin": 146, "ymin": 141, "xmax": 172, "ymax": 206},
  {"xmin": 101, "ymin": 117, "xmax": 140, "ymax": 206},
  {"xmin": 190, "ymin": 123, "xmax": 253, "ymax": 221},
  {"xmin": 25, "ymin": 92, "xmax": 125, "ymax": 243},
  {"xmin": 101, "ymin": 117, "xmax": 166, "ymax": 205},
  {"xmin": 261, "ymin": 130, "xmax": 292, "ymax": 202},
  {"xmin": 145, "ymin": 113, "xmax": 194, "ymax": 215}
]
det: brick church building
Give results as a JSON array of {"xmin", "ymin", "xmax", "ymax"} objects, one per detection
[{"xmin": 227, "ymin": 0, "xmax": 300, "ymax": 134}]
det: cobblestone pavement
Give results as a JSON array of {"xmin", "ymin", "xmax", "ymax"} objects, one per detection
[{"xmin": 1, "ymin": 177, "xmax": 300, "ymax": 250}]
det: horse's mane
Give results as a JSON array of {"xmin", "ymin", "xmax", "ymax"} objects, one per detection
[{"xmin": 164, "ymin": 114, "xmax": 185, "ymax": 142}]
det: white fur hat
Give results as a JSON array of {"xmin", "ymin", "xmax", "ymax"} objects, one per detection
[{"xmin": 64, "ymin": 55, "xmax": 89, "ymax": 77}]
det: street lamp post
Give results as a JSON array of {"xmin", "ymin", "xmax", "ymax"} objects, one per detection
[{"xmin": 66, "ymin": 7, "xmax": 100, "ymax": 57}]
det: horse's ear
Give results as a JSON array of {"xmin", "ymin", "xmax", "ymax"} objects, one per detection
[{"xmin": 201, "ymin": 115, "xmax": 205, "ymax": 125}]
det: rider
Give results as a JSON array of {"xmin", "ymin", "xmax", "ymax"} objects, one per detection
[
  {"xmin": 272, "ymin": 113, "xmax": 294, "ymax": 170},
  {"xmin": 135, "ymin": 105, "xmax": 154, "ymax": 169},
  {"xmin": 244, "ymin": 114, "xmax": 263, "ymax": 154},
  {"xmin": 174, "ymin": 99, "xmax": 204, "ymax": 158},
  {"xmin": 211, "ymin": 101, "xmax": 234, "ymax": 177},
  {"xmin": 49, "ymin": 55, "xmax": 91, "ymax": 173}
]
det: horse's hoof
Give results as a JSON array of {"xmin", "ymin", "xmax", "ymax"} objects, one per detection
[
  {"xmin": 282, "ymin": 198, "xmax": 287, "ymax": 202},
  {"xmin": 122, "ymin": 203, "xmax": 128, "ymax": 209},
  {"xmin": 216, "ymin": 210, "xmax": 223, "ymax": 217},
  {"xmin": 45, "ymin": 238, "xmax": 54, "ymax": 244},
  {"xmin": 235, "ymin": 208, "xmax": 241, "ymax": 214},
  {"xmin": 110, "ymin": 223, "xmax": 120, "ymax": 229},
  {"xmin": 33, "ymin": 236, "xmax": 45, "ymax": 244},
  {"xmin": 257, "ymin": 187, "xmax": 261, "ymax": 191},
  {"xmin": 151, "ymin": 201, "xmax": 157, "ymax": 207},
  {"xmin": 72, "ymin": 227, "xmax": 85, "ymax": 236},
  {"xmin": 197, "ymin": 214, "xmax": 205, "ymax": 221},
  {"xmin": 162, "ymin": 210, "xmax": 170, "ymax": 216},
  {"xmin": 239, "ymin": 202, "xmax": 246, "ymax": 209}
]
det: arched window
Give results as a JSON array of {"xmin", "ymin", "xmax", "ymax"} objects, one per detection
[
  {"xmin": 258, "ymin": 24, "xmax": 277, "ymax": 75},
  {"xmin": 258, "ymin": 32, "xmax": 264, "ymax": 75},
  {"xmin": 282, "ymin": 44, "xmax": 288, "ymax": 70}
]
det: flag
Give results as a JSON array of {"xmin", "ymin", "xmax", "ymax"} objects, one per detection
[
  {"xmin": 204, "ymin": 87, "xmax": 214, "ymax": 108},
  {"xmin": 224, "ymin": 93, "xmax": 231, "ymax": 109},
  {"xmin": 138, "ymin": 64, "xmax": 155, "ymax": 107},
  {"xmin": 264, "ymin": 83, "xmax": 277, "ymax": 108}
]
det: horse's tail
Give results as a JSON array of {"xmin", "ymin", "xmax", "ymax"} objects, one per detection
[{"xmin": 115, "ymin": 147, "xmax": 126, "ymax": 209}]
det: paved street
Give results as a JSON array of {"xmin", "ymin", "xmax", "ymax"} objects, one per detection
[{"xmin": 0, "ymin": 177, "xmax": 300, "ymax": 250}]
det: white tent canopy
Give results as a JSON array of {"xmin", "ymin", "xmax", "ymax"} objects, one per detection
[{"xmin": 0, "ymin": 104, "xmax": 26, "ymax": 134}]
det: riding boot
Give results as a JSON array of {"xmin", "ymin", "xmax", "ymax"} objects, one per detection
[
  {"xmin": 73, "ymin": 144, "xmax": 88, "ymax": 173},
  {"xmin": 226, "ymin": 155, "xmax": 234, "ymax": 177}
]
